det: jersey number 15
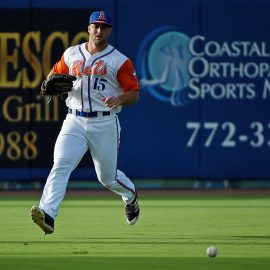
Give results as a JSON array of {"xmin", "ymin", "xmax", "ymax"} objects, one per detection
[{"xmin": 93, "ymin": 78, "xmax": 107, "ymax": 91}]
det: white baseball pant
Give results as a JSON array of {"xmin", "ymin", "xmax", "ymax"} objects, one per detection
[{"xmin": 39, "ymin": 113, "xmax": 136, "ymax": 219}]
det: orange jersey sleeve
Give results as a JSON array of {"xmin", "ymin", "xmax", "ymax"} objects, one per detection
[
  {"xmin": 53, "ymin": 55, "xmax": 69, "ymax": 74},
  {"xmin": 117, "ymin": 59, "xmax": 140, "ymax": 92}
]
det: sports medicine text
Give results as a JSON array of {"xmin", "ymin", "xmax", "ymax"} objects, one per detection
[{"xmin": 187, "ymin": 35, "xmax": 270, "ymax": 100}]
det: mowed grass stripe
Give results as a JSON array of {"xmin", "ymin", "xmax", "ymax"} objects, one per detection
[{"xmin": 0, "ymin": 195, "xmax": 269, "ymax": 270}]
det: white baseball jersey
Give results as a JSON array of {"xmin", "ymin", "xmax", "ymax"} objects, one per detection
[{"xmin": 53, "ymin": 43, "xmax": 139, "ymax": 112}]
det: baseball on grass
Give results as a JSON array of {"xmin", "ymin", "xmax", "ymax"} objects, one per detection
[{"xmin": 206, "ymin": 246, "xmax": 218, "ymax": 257}]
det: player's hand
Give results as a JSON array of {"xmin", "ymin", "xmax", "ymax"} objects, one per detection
[{"xmin": 102, "ymin": 96, "xmax": 122, "ymax": 108}]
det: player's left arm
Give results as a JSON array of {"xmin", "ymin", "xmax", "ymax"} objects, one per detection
[
  {"xmin": 118, "ymin": 89, "xmax": 139, "ymax": 106},
  {"xmin": 103, "ymin": 59, "xmax": 140, "ymax": 108},
  {"xmin": 103, "ymin": 90, "xmax": 139, "ymax": 108}
]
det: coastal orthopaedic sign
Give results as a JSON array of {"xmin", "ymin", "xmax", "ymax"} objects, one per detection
[
  {"xmin": 135, "ymin": 21, "xmax": 270, "ymax": 178},
  {"xmin": 138, "ymin": 28, "xmax": 270, "ymax": 105}
]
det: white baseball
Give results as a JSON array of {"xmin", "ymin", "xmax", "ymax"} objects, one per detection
[{"xmin": 206, "ymin": 246, "xmax": 218, "ymax": 257}]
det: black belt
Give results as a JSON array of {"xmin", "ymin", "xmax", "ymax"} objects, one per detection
[{"xmin": 68, "ymin": 108, "xmax": 110, "ymax": 117}]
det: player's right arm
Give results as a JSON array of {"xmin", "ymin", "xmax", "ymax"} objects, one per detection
[{"xmin": 46, "ymin": 68, "xmax": 56, "ymax": 79}]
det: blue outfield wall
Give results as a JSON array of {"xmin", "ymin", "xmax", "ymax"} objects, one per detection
[{"xmin": 0, "ymin": 0, "xmax": 270, "ymax": 181}]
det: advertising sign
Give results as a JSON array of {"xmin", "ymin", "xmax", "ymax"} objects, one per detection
[{"xmin": 1, "ymin": 0, "xmax": 270, "ymax": 180}]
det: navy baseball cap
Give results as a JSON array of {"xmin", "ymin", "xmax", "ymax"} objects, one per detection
[{"xmin": 89, "ymin": 11, "xmax": 112, "ymax": 26}]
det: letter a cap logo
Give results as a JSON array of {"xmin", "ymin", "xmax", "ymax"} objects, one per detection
[{"xmin": 89, "ymin": 11, "xmax": 112, "ymax": 26}]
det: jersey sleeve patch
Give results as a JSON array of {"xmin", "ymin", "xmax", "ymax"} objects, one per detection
[{"xmin": 117, "ymin": 59, "xmax": 140, "ymax": 92}]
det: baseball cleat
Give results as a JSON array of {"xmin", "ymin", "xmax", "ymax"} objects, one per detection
[
  {"xmin": 125, "ymin": 193, "xmax": 140, "ymax": 225},
  {"xmin": 31, "ymin": 206, "xmax": 54, "ymax": 235}
]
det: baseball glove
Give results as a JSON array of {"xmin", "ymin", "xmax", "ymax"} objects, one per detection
[{"xmin": 40, "ymin": 74, "xmax": 76, "ymax": 99}]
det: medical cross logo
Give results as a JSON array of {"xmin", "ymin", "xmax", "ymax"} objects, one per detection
[{"xmin": 137, "ymin": 26, "xmax": 191, "ymax": 106}]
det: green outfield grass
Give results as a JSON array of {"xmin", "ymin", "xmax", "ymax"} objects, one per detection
[{"xmin": 0, "ymin": 193, "xmax": 270, "ymax": 270}]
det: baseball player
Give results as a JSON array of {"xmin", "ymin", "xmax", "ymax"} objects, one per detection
[{"xmin": 31, "ymin": 11, "xmax": 140, "ymax": 234}]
